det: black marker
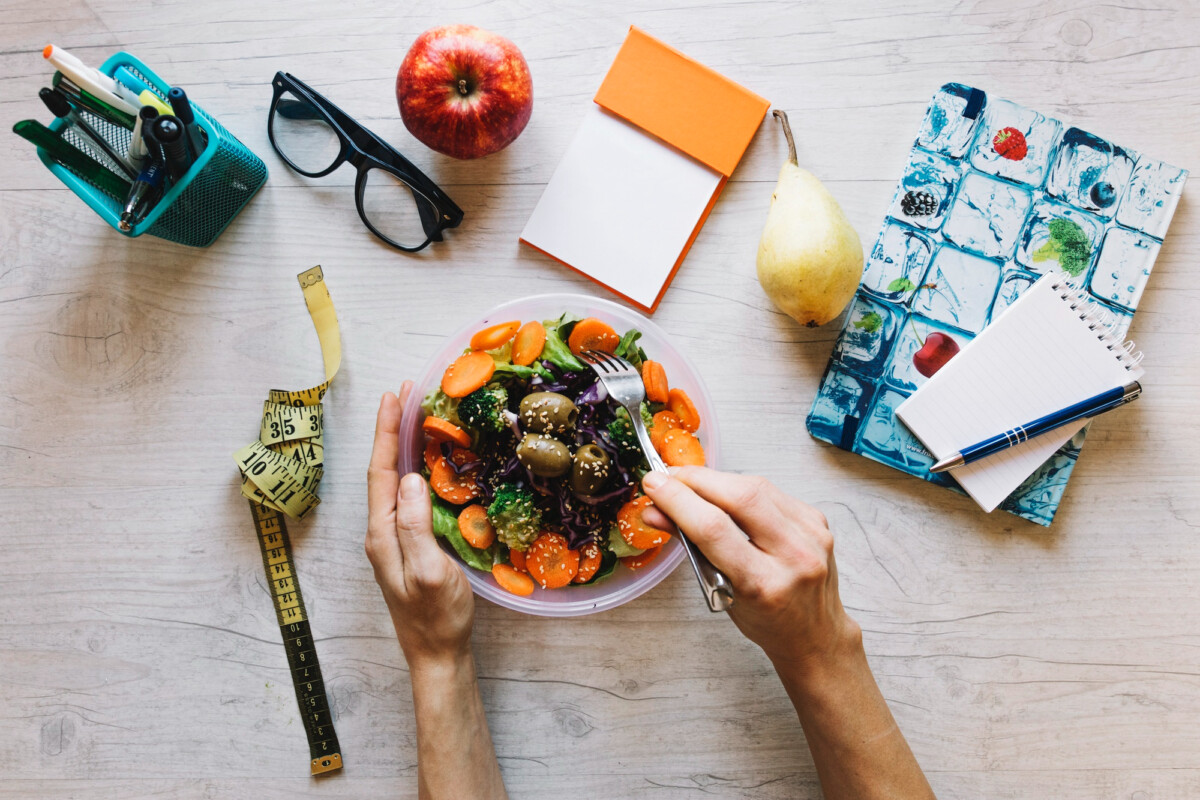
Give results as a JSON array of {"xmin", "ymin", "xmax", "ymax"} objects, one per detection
[
  {"xmin": 153, "ymin": 115, "xmax": 192, "ymax": 182},
  {"xmin": 137, "ymin": 105, "xmax": 161, "ymax": 166},
  {"xmin": 168, "ymin": 87, "xmax": 207, "ymax": 160}
]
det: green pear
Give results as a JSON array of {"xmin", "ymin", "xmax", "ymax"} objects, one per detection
[{"xmin": 756, "ymin": 110, "xmax": 863, "ymax": 327}]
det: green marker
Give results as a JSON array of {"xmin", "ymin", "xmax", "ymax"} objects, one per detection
[
  {"xmin": 51, "ymin": 72, "xmax": 136, "ymax": 129},
  {"xmin": 13, "ymin": 119, "xmax": 132, "ymax": 199}
]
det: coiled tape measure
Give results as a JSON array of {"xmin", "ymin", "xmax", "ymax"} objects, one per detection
[{"xmin": 234, "ymin": 265, "xmax": 343, "ymax": 775}]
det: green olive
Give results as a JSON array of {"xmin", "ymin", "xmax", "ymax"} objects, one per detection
[
  {"xmin": 516, "ymin": 434, "xmax": 572, "ymax": 478},
  {"xmin": 569, "ymin": 443, "xmax": 613, "ymax": 496},
  {"xmin": 519, "ymin": 392, "xmax": 578, "ymax": 436}
]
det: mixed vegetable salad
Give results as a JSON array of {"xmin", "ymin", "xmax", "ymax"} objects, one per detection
[{"xmin": 420, "ymin": 313, "xmax": 707, "ymax": 597}]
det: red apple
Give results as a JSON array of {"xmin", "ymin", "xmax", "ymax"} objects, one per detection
[
  {"xmin": 912, "ymin": 331, "xmax": 960, "ymax": 377},
  {"xmin": 397, "ymin": 25, "xmax": 533, "ymax": 160}
]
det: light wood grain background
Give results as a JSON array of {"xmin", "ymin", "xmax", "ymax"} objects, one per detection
[{"xmin": 2, "ymin": 1, "xmax": 1198, "ymax": 798}]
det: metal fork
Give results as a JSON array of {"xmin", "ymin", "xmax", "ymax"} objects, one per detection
[{"xmin": 581, "ymin": 349, "xmax": 734, "ymax": 613}]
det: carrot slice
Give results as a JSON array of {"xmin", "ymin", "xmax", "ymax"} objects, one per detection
[
  {"xmin": 649, "ymin": 410, "xmax": 682, "ymax": 454},
  {"xmin": 526, "ymin": 532, "xmax": 580, "ymax": 589},
  {"xmin": 621, "ymin": 545, "xmax": 663, "ymax": 571},
  {"xmin": 470, "ymin": 321, "xmax": 520, "ymax": 351},
  {"xmin": 667, "ymin": 388, "xmax": 700, "ymax": 432},
  {"xmin": 423, "ymin": 416, "xmax": 471, "ymax": 449},
  {"xmin": 573, "ymin": 541, "xmax": 603, "ymax": 584},
  {"xmin": 424, "ymin": 440, "xmax": 442, "ymax": 471},
  {"xmin": 661, "ymin": 428, "xmax": 706, "ymax": 467},
  {"xmin": 509, "ymin": 547, "xmax": 527, "ymax": 571},
  {"xmin": 492, "ymin": 563, "xmax": 535, "ymax": 596},
  {"xmin": 458, "ymin": 504, "xmax": 496, "ymax": 549},
  {"xmin": 567, "ymin": 318, "xmax": 620, "ymax": 356},
  {"xmin": 429, "ymin": 448, "xmax": 481, "ymax": 504},
  {"xmin": 512, "ymin": 321, "xmax": 546, "ymax": 366},
  {"xmin": 441, "ymin": 351, "xmax": 495, "ymax": 398},
  {"xmin": 617, "ymin": 496, "xmax": 673, "ymax": 550},
  {"xmin": 641, "ymin": 360, "xmax": 669, "ymax": 404}
]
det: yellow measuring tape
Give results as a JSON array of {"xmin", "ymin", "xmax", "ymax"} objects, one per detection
[{"xmin": 233, "ymin": 265, "xmax": 344, "ymax": 775}]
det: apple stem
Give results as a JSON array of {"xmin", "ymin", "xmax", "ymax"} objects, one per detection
[
  {"xmin": 457, "ymin": 78, "xmax": 469, "ymax": 96},
  {"xmin": 773, "ymin": 109, "xmax": 798, "ymax": 166}
]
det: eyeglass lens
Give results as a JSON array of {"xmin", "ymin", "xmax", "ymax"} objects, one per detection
[
  {"xmin": 272, "ymin": 90, "xmax": 342, "ymax": 174},
  {"xmin": 360, "ymin": 167, "xmax": 439, "ymax": 249}
]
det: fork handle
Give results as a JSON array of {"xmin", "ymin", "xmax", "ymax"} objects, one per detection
[{"xmin": 629, "ymin": 408, "xmax": 734, "ymax": 613}]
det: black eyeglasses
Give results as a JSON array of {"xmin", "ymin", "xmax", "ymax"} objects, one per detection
[{"xmin": 267, "ymin": 72, "xmax": 463, "ymax": 252}]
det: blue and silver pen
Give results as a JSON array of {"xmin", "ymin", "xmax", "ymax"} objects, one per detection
[
  {"xmin": 930, "ymin": 381, "xmax": 1143, "ymax": 473},
  {"xmin": 119, "ymin": 160, "xmax": 165, "ymax": 231}
]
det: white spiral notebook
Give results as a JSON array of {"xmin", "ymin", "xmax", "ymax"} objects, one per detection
[{"xmin": 896, "ymin": 273, "xmax": 1145, "ymax": 512}]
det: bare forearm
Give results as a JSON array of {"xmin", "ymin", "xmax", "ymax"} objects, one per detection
[
  {"xmin": 775, "ymin": 625, "xmax": 935, "ymax": 800},
  {"xmin": 410, "ymin": 651, "xmax": 507, "ymax": 800}
]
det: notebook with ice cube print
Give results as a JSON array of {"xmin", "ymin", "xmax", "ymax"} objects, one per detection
[
  {"xmin": 806, "ymin": 83, "xmax": 1186, "ymax": 526},
  {"xmin": 895, "ymin": 273, "xmax": 1145, "ymax": 513}
]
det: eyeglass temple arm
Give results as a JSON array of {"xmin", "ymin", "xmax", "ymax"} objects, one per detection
[{"xmin": 279, "ymin": 74, "xmax": 465, "ymax": 223}]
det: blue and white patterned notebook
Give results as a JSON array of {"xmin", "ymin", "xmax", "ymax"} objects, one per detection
[{"xmin": 806, "ymin": 83, "xmax": 1187, "ymax": 526}]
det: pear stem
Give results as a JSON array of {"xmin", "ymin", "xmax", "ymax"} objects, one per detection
[{"xmin": 773, "ymin": 109, "xmax": 798, "ymax": 166}]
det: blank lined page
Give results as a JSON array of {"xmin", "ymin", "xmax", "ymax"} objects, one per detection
[{"xmin": 895, "ymin": 275, "xmax": 1138, "ymax": 512}]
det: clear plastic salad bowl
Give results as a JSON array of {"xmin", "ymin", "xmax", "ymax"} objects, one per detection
[{"xmin": 398, "ymin": 293, "xmax": 720, "ymax": 617}]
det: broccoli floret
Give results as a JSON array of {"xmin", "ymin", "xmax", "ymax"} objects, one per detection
[
  {"xmin": 458, "ymin": 386, "xmax": 509, "ymax": 433},
  {"xmin": 607, "ymin": 404, "xmax": 654, "ymax": 457},
  {"xmin": 487, "ymin": 483, "xmax": 542, "ymax": 551}
]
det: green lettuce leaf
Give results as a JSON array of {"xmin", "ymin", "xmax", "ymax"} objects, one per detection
[
  {"xmin": 431, "ymin": 495, "xmax": 493, "ymax": 572},
  {"xmin": 421, "ymin": 388, "xmax": 463, "ymax": 427},
  {"xmin": 614, "ymin": 328, "xmax": 645, "ymax": 370},
  {"xmin": 541, "ymin": 314, "xmax": 585, "ymax": 371}
]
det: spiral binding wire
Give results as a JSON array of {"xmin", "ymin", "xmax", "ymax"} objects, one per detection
[{"xmin": 1050, "ymin": 274, "xmax": 1144, "ymax": 371}]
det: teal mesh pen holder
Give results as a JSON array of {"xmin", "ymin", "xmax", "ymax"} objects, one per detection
[{"xmin": 36, "ymin": 52, "xmax": 267, "ymax": 248}]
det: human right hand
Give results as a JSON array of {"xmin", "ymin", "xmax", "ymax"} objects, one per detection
[{"xmin": 640, "ymin": 467, "xmax": 861, "ymax": 679}]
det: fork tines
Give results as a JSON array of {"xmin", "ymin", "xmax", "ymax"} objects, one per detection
[{"xmin": 581, "ymin": 349, "xmax": 629, "ymax": 373}]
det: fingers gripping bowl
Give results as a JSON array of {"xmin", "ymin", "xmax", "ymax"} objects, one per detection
[{"xmin": 398, "ymin": 294, "xmax": 720, "ymax": 617}]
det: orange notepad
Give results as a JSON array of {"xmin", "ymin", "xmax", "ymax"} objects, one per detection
[{"xmin": 519, "ymin": 27, "xmax": 769, "ymax": 312}]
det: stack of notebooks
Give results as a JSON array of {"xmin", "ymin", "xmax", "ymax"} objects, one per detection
[{"xmin": 806, "ymin": 83, "xmax": 1186, "ymax": 526}]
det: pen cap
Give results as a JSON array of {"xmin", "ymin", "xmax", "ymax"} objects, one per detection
[
  {"xmin": 39, "ymin": 87, "xmax": 72, "ymax": 118},
  {"xmin": 167, "ymin": 87, "xmax": 194, "ymax": 124},
  {"xmin": 138, "ymin": 89, "xmax": 172, "ymax": 116},
  {"xmin": 152, "ymin": 115, "xmax": 183, "ymax": 143}
]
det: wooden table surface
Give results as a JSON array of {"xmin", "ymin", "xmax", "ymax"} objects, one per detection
[{"xmin": 3, "ymin": 1, "xmax": 1198, "ymax": 797}]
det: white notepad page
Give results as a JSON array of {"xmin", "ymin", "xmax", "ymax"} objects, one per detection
[
  {"xmin": 519, "ymin": 105, "xmax": 722, "ymax": 310},
  {"xmin": 895, "ymin": 274, "xmax": 1142, "ymax": 512}
]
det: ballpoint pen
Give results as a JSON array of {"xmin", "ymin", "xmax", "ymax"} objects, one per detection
[
  {"xmin": 39, "ymin": 87, "xmax": 137, "ymax": 179},
  {"xmin": 930, "ymin": 381, "xmax": 1143, "ymax": 473},
  {"xmin": 42, "ymin": 44, "xmax": 140, "ymax": 116},
  {"xmin": 52, "ymin": 73, "xmax": 136, "ymax": 129},
  {"xmin": 167, "ymin": 87, "xmax": 208, "ymax": 160},
  {"xmin": 119, "ymin": 160, "xmax": 166, "ymax": 231},
  {"xmin": 13, "ymin": 119, "xmax": 132, "ymax": 198},
  {"xmin": 153, "ymin": 115, "xmax": 193, "ymax": 181}
]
